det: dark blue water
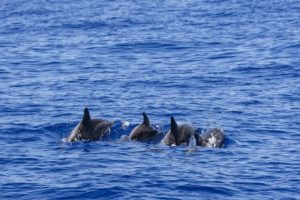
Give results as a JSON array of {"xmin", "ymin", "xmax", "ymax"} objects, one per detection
[{"xmin": 1, "ymin": 0, "xmax": 300, "ymax": 199}]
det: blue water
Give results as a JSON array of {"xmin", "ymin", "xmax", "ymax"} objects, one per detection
[{"xmin": 1, "ymin": 0, "xmax": 300, "ymax": 199}]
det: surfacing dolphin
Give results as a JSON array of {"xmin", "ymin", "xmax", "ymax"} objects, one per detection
[
  {"xmin": 161, "ymin": 116, "xmax": 201, "ymax": 146},
  {"xmin": 162, "ymin": 116, "xmax": 225, "ymax": 148},
  {"xmin": 129, "ymin": 112, "xmax": 158, "ymax": 142},
  {"xmin": 67, "ymin": 107, "xmax": 113, "ymax": 142}
]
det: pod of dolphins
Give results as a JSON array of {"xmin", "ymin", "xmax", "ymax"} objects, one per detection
[{"xmin": 68, "ymin": 107, "xmax": 225, "ymax": 148}]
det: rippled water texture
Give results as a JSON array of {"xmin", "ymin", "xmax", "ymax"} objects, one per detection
[{"xmin": 1, "ymin": 0, "xmax": 300, "ymax": 199}]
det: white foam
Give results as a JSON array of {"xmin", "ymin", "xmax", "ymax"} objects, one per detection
[{"xmin": 121, "ymin": 121, "xmax": 130, "ymax": 129}]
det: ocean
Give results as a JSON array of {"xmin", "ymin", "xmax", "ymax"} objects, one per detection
[{"xmin": 1, "ymin": 0, "xmax": 300, "ymax": 199}]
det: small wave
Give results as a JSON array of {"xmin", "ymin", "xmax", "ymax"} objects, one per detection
[
  {"xmin": 176, "ymin": 184, "xmax": 235, "ymax": 196},
  {"xmin": 61, "ymin": 21, "xmax": 108, "ymax": 30}
]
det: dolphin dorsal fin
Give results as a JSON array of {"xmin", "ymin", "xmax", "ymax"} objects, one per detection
[
  {"xmin": 82, "ymin": 107, "xmax": 92, "ymax": 127},
  {"xmin": 142, "ymin": 112, "xmax": 150, "ymax": 126},
  {"xmin": 170, "ymin": 116, "xmax": 179, "ymax": 145}
]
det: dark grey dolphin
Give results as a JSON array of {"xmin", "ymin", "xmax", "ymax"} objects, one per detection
[
  {"xmin": 162, "ymin": 116, "xmax": 201, "ymax": 146},
  {"xmin": 198, "ymin": 128, "xmax": 225, "ymax": 148},
  {"xmin": 67, "ymin": 107, "xmax": 113, "ymax": 142},
  {"xmin": 129, "ymin": 112, "xmax": 158, "ymax": 142}
]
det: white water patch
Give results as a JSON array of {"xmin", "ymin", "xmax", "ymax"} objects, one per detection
[
  {"xmin": 154, "ymin": 124, "xmax": 164, "ymax": 133},
  {"xmin": 60, "ymin": 123, "xmax": 80, "ymax": 143},
  {"xmin": 61, "ymin": 137, "xmax": 68, "ymax": 143},
  {"xmin": 121, "ymin": 121, "xmax": 130, "ymax": 129}
]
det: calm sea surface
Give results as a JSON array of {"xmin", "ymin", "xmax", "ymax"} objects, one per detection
[{"xmin": 1, "ymin": 0, "xmax": 300, "ymax": 199}]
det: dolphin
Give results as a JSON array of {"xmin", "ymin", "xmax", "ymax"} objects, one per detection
[
  {"xmin": 198, "ymin": 128, "xmax": 225, "ymax": 148},
  {"xmin": 129, "ymin": 112, "xmax": 158, "ymax": 142},
  {"xmin": 162, "ymin": 116, "xmax": 201, "ymax": 146},
  {"xmin": 67, "ymin": 107, "xmax": 113, "ymax": 142}
]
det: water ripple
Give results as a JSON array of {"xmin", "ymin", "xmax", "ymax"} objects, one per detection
[{"xmin": 1, "ymin": 0, "xmax": 300, "ymax": 199}]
